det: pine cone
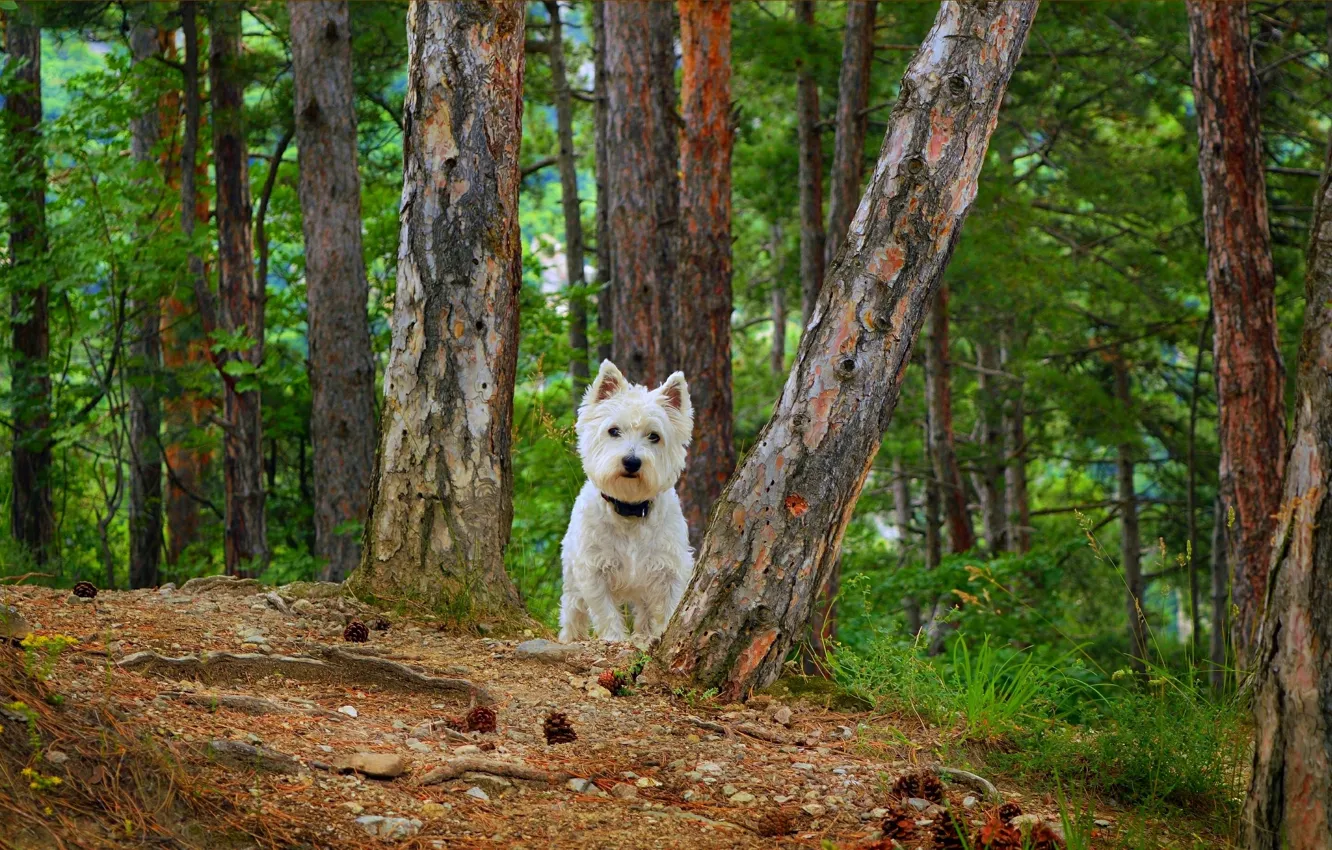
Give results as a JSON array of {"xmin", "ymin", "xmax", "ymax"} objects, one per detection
[
  {"xmin": 543, "ymin": 711, "xmax": 577, "ymax": 745},
  {"xmin": 880, "ymin": 804, "xmax": 917, "ymax": 841},
  {"xmin": 598, "ymin": 669, "xmax": 630, "ymax": 696},
  {"xmin": 974, "ymin": 812, "xmax": 1023, "ymax": 849},
  {"xmin": 367, "ymin": 616, "xmax": 391, "ymax": 631},
  {"xmin": 754, "ymin": 808, "xmax": 794, "ymax": 838},
  {"xmin": 465, "ymin": 705, "xmax": 497, "ymax": 734},
  {"xmin": 1028, "ymin": 822, "xmax": 1065, "ymax": 850},
  {"xmin": 343, "ymin": 620, "xmax": 369, "ymax": 643},
  {"xmin": 997, "ymin": 801, "xmax": 1022, "ymax": 822},
  {"xmin": 72, "ymin": 581, "xmax": 98, "ymax": 599},
  {"xmin": 931, "ymin": 816, "xmax": 968, "ymax": 850},
  {"xmin": 892, "ymin": 768, "xmax": 945, "ymax": 803}
]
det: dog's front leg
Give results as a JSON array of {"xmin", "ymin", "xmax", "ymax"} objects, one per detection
[{"xmin": 584, "ymin": 583, "xmax": 629, "ymax": 642}]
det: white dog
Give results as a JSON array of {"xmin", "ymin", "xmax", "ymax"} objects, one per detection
[{"xmin": 558, "ymin": 360, "xmax": 694, "ymax": 643}]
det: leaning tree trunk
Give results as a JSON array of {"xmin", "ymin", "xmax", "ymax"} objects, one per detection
[
  {"xmin": 210, "ymin": 2, "xmax": 268, "ymax": 577},
  {"xmin": 1241, "ymin": 124, "xmax": 1332, "ymax": 850},
  {"xmin": 678, "ymin": 0, "xmax": 735, "ymax": 550},
  {"xmin": 652, "ymin": 1, "xmax": 1039, "ymax": 699},
  {"xmin": 347, "ymin": 0, "xmax": 527, "ymax": 620},
  {"xmin": 1114, "ymin": 355, "xmax": 1148, "ymax": 673},
  {"xmin": 289, "ymin": 0, "xmax": 377, "ymax": 583},
  {"xmin": 795, "ymin": 0, "xmax": 826, "ymax": 327},
  {"xmin": 605, "ymin": 1, "xmax": 679, "ymax": 385},
  {"xmin": 1187, "ymin": 0, "xmax": 1286, "ymax": 666},
  {"xmin": 592, "ymin": 1, "xmax": 613, "ymax": 365},
  {"xmin": 927, "ymin": 286, "xmax": 976, "ymax": 553},
  {"xmin": 543, "ymin": 0, "xmax": 590, "ymax": 396},
  {"xmin": 4, "ymin": 7, "xmax": 54, "ymax": 566},
  {"xmin": 128, "ymin": 16, "xmax": 164, "ymax": 588},
  {"xmin": 825, "ymin": 0, "xmax": 877, "ymax": 267}
]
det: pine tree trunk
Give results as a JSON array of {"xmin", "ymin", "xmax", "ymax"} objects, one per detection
[
  {"xmin": 1187, "ymin": 0, "xmax": 1286, "ymax": 665},
  {"xmin": 795, "ymin": 0, "xmax": 826, "ymax": 326},
  {"xmin": 592, "ymin": 1, "xmax": 613, "ymax": 365},
  {"xmin": 129, "ymin": 16, "xmax": 164, "ymax": 588},
  {"xmin": 348, "ymin": 0, "xmax": 526, "ymax": 620},
  {"xmin": 544, "ymin": 1, "xmax": 590, "ymax": 396},
  {"xmin": 926, "ymin": 287, "xmax": 975, "ymax": 554},
  {"xmin": 770, "ymin": 223, "xmax": 787, "ymax": 376},
  {"xmin": 894, "ymin": 455, "xmax": 923, "ymax": 635},
  {"xmin": 976, "ymin": 338, "xmax": 1006, "ymax": 554},
  {"xmin": 605, "ymin": 1, "xmax": 679, "ymax": 385},
  {"xmin": 163, "ymin": 3, "xmax": 215, "ymax": 567},
  {"xmin": 825, "ymin": 0, "xmax": 877, "ymax": 267},
  {"xmin": 652, "ymin": 1, "xmax": 1039, "ymax": 698},
  {"xmin": 1002, "ymin": 332, "xmax": 1031, "ymax": 554},
  {"xmin": 209, "ymin": 2, "xmax": 268, "ymax": 577},
  {"xmin": 4, "ymin": 7, "xmax": 54, "ymax": 566},
  {"xmin": 1186, "ymin": 312, "xmax": 1211, "ymax": 651},
  {"xmin": 289, "ymin": 0, "xmax": 377, "ymax": 584},
  {"xmin": 1114, "ymin": 356, "xmax": 1148, "ymax": 673},
  {"xmin": 678, "ymin": 0, "xmax": 735, "ymax": 550},
  {"xmin": 1241, "ymin": 129, "xmax": 1332, "ymax": 850}
]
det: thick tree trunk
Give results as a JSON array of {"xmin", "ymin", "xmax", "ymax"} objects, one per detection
[
  {"xmin": 1187, "ymin": 0, "xmax": 1286, "ymax": 665},
  {"xmin": 592, "ymin": 1, "xmax": 613, "ymax": 365},
  {"xmin": 975, "ymin": 338, "xmax": 1006, "ymax": 554},
  {"xmin": 795, "ymin": 0, "xmax": 826, "ymax": 326},
  {"xmin": 652, "ymin": 1, "xmax": 1039, "ymax": 699},
  {"xmin": 825, "ymin": 0, "xmax": 877, "ymax": 267},
  {"xmin": 605, "ymin": 1, "xmax": 679, "ymax": 385},
  {"xmin": 544, "ymin": 0, "xmax": 590, "ymax": 396},
  {"xmin": 289, "ymin": 0, "xmax": 377, "ymax": 583},
  {"xmin": 348, "ymin": 0, "xmax": 527, "ymax": 620},
  {"xmin": 1114, "ymin": 356, "xmax": 1148, "ymax": 673},
  {"xmin": 209, "ymin": 2, "xmax": 268, "ymax": 577},
  {"xmin": 163, "ymin": 3, "xmax": 215, "ymax": 567},
  {"xmin": 129, "ymin": 17, "xmax": 164, "ymax": 588},
  {"xmin": 1210, "ymin": 492, "xmax": 1229, "ymax": 692},
  {"xmin": 4, "ymin": 8, "xmax": 54, "ymax": 565},
  {"xmin": 678, "ymin": 0, "xmax": 735, "ymax": 550},
  {"xmin": 1241, "ymin": 130, "xmax": 1332, "ymax": 850},
  {"xmin": 770, "ymin": 224, "xmax": 787, "ymax": 376},
  {"xmin": 894, "ymin": 455, "xmax": 923, "ymax": 636},
  {"xmin": 926, "ymin": 287, "xmax": 975, "ymax": 554}
]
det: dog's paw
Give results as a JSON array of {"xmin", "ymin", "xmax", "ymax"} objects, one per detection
[{"xmin": 629, "ymin": 634, "xmax": 654, "ymax": 652}]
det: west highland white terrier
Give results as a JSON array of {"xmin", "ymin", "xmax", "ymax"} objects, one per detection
[{"xmin": 558, "ymin": 360, "xmax": 695, "ymax": 643}]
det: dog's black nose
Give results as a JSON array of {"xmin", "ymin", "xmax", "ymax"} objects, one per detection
[{"xmin": 622, "ymin": 455, "xmax": 642, "ymax": 474}]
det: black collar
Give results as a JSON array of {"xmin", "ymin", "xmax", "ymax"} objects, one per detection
[{"xmin": 602, "ymin": 493, "xmax": 651, "ymax": 518}]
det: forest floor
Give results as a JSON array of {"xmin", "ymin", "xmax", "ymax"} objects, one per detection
[{"xmin": 0, "ymin": 578, "xmax": 1231, "ymax": 850}]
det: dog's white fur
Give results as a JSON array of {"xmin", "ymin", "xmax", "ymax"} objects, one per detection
[{"xmin": 558, "ymin": 361, "xmax": 694, "ymax": 643}]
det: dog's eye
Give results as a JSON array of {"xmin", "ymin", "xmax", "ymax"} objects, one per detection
[
  {"xmin": 608, "ymin": 427, "xmax": 621, "ymax": 438},
  {"xmin": 648, "ymin": 432, "xmax": 661, "ymax": 444}
]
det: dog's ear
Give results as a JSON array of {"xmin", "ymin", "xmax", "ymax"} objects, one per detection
[
  {"xmin": 586, "ymin": 360, "xmax": 628, "ymax": 406},
  {"xmin": 654, "ymin": 372, "xmax": 694, "ymax": 441}
]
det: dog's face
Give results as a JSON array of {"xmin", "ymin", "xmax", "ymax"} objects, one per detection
[{"xmin": 576, "ymin": 361, "xmax": 693, "ymax": 503}]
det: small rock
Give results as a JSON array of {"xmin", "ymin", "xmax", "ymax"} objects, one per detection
[
  {"xmin": 290, "ymin": 599, "xmax": 315, "ymax": 616},
  {"xmin": 729, "ymin": 792, "xmax": 756, "ymax": 804},
  {"xmin": 343, "ymin": 802, "xmax": 365, "ymax": 815},
  {"xmin": 772, "ymin": 706, "xmax": 792, "ymax": 727},
  {"xmin": 157, "ymin": 582, "xmax": 178, "ymax": 594},
  {"xmin": 406, "ymin": 738, "xmax": 433, "ymax": 754},
  {"xmin": 685, "ymin": 734, "xmax": 701, "ymax": 744},
  {"xmin": 453, "ymin": 745, "xmax": 481, "ymax": 755},
  {"xmin": 697, "ymin": 761, "xmax": 724, "ymax": 775},
  {"xmin": 801, "ymin": 803, "xmax": 826, "ymax": 817},
  {"xmin": 514, "ymin": 639, "xmax": 580, "ymax": 664},
  {"xmin": 421, "ymin": 802, "xmax": 451, "ymax": 818},
  {"xmin": 635, "ymin": 777, "xmax": 661, "ymax": 788},
  {"xmin": 331, "ymin": 752, "xmax": 408, "ymax": 779},
  {"xmin": 791, "ymin": 762, "xmax": 814, "ymax": 771},
  {"xmin": 907, "ymin": 797, "xmax": 932, "ymax": 811},
  {"xmin": 566, "ymin": 778, "xmax": 594, "ymax": 793},
  {"xmin": 66, "ymin": 593, "xmax": 94, "ymax": 605},
  {"xmin": 355, "ymin": 815, "xmax": 421, "ymax": 840},
  {"xmin": 464, "ymin": 786, "xmax": 490, "ymax": 801},
  {"xmin": 682, "ymin": 790, "xmax": 699, "ymax": 801},
  {"xmin": 962, "ymin": 795, "xmax": 979, "ymax": 809},
  {"xmin": 1095, "ymin": 818, "xmax": 1112, "ymax": 828},
  {"xmin": 869, "ymin": 807, "xmax": 888, "ymax": 818},
  {"xmin": 586, "ymin": 684, "xmax": 613, "ymax": 699},
  {"xmin": 462, "ymin": 772, "xmax": 514, "ymax": 796},
  {"xmin": 610, "ymin": 783, "xmax": 638, "ymax": 800},
  {"xmin": 337, "ymin": 705, "xmax": 358, "ymax": 718},
  {"xmin": 44, "ymin": 749, "xmax": 68, "ymax": 765},
  {"xmin": 722, "ymin": 784, "xmax": 738, "ymax": 796},
  {"xmin": 0, "ymin": 606, "xmax": 30, "ymax": 641}
]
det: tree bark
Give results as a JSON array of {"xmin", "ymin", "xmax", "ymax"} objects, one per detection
[
  {"xmin": 926, "ymin": 286, "xmax": 975, "ymax": 554},
  {"xmin": 605, "ymin": 1, "xmax": 679, "ymax": 386},
  {"xmin": 1187, "ymin": 0, "xmax": 1287, "ymax": 665},
  {"xmin": 163, "ymin": 1, "xmax": 215, "ymax": 568},
  {"xmin": 543, "ymin": 0, "xmax": 590, "ymax": 396},
  {"xmin": 975, "ymin": 338, "xmax": 1006, "ymax": 554},
  {"xmin": 678, "ymin": 0, "xmax": 735, "ymax": 550},
  {"xmin": 1210, "ymin": 492, "xmax": 1229, "ymax": 692},
  {"xmin": 770, "ymin": 223, "xmax": 787, "ymax": 376},
  {"xmin": 825, "ymin": 0, "xmax": 877, "ymax": 267},
  {"xmin": 129, "ymin": 15, "xmax": 164, "ymax": 588},
  {"xmin": 289, "ymin": 0, "xmax": 377, "ymax": 584},
  {"xmin": 1001, "ymin": 332, "xmax": 1030, "ymax": 554},
  {"xmin": 592, "ymin": 1, "xmax": 613, "ymax": 365},
  {"xmin": 1186, "ymin": 311, "xmax": 1212, "ymax": 651},
  {"xmin": 652, "ymin": 1, "xmax": 1039, "ymax": 699},
  {"xmin": 347, "ymin": 0, "xmax": 527, "ymax": 620},
  {"xmin": 1241, "ymin": 127, "xmax": 1332, "ymax": 850},
  {"xmin": 795, "ymin": 0, "xmax": 826, "ymax": 326},
  {"xmin": 1114, "ymin": 356, "xmax": 1148, "ymax": 673},
  {"xmin": 4, "ymin": 6, "xmax": 54, "ymax": 566}
]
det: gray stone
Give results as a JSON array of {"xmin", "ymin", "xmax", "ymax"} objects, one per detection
[
  {"xmin": 43, "ymin": 749, "xmax": 68, "ymax": 765},
  {"xmin": 355, "ymin": 816, "xmax": 421, "ymax": 840},
  {"xmin": 1095, "ymin": 819, "xmax": 1112, "ymax": 828},
  {"xmin": 566, "ymin": 778, "xmax": 594, "ymax": 793},
  {"xmin": 962, "ymin": 795, "xmax": 979, "ymax": 809},
  {"xmin": 462, "ymin": 772, "xmax": 514, "ymax": 797},
  {"xmin": 791, "ymin": 762, "xmax": 815, "ymax": 771},
  {"xmin": 906, "ymin": 797, "xmax": 932, "ymax": 811},
  {"xmin": 290, "ymin": 599, "xmax": 315, "ymax": 616},
  {"xmin": 772, "ymin": 706, "xmax": 792, "ymax": 727},
  {"xmin": 610, "ymin": 783, "xmax": 638, "ymax": 800},
  {"xmin": 405, "ymin": 738, "xmax": 433, "ymax": 754},
  {"xmin": 464, "ymin": 786, "xmax": 490, "ymax": 801},
  {"xmin": 0, "ymin": 606, "xmax": 29, "ymax": 641},
  {"xmin": 729, "ymin": 792, "xmax": 756, "ymax": 804},
  {"xmin": 514, "ymin": 639, "xmax": 580, "ymax": 664},
  {"xmin": 801, "ymin": 803, "xmax": 826, "ymax": 817}
]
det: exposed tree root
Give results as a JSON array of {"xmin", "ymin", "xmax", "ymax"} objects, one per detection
[{"xmin": 417, "ymin": 757, "xmax": 565, "ymax": 786}]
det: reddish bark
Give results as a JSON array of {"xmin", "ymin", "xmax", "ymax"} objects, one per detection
[
  {"xmin": 605, "ymin": 1, "xmax": 679, "ymax": 386},
  {"xmin": 926, "ymin": 286, "xmax": 975, "ymax": 554},
  {"xmin": 1113, "ymin": 356, "xmax": 1148, "ymax": 672},
  {"xmin": 653, "ymin": 1, "xmax": 1039, "ymax": 698},
  {"xmin": 592, "ymin": 1, "xmax": 613, "ymax": 365},
  {"xmin": 1186, "ymin": 0, "xmax": 1286, "ymax": 664},
  {"xmin": 826, "ymin": 0, "xmax": 877, "ymax": 267},
  {"xmin": 795, "ymin": 0, "xmax": 826, "ymax": 326},
  {"xmin": 678, "ymin": 0, "xmax": 735, "ymax": 549}
]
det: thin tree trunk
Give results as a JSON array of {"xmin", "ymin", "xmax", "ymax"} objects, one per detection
[
  {"xmin": 4, "ymin": 6, "xmax": 54, "ymax": 566},
  {"xmin": 544, "ymin": 0, "xmax": 590, "ymax": 396},
  {"xmin": 1210, "ymin": 493, "xmax": 1229, "ymax": 692},
  {"xmin": 1001, "ymin": 331, "xmax": 1031, "ymax": 554},
  {"xmin": 652, "ymin": 1, "xmax": 1039, "ymax": 698},
  {"xmin": 129, "ymin": 15, "xmax": 164, "ymax": 588},
  {"xmin": 795, "ymin": 0, "xmax": 826, "ymax": 326},
  {"xmin": 1114, "ymin": 356, "xmax": 1148, "ymax": 673},
  {"xmin": 289, "ymin": 0, "xmax": 377, "ymax": 583},
  {"xmin": 976, "ymin": 338, "xmax": 1005, "ymax": 554},
  {"xmin": 926, "ymin": 286, "xmax": 975, "ymax": 554},
  {"xmin": 348, "ymin": 0, "xmax": 527, "ymax": 620},
  {"xmin": 1187, "ymin": 0, "xmax": 1287, "ymax": 666},
  {"xmin": 605, "ymin": 1, "xmax": 679, "ymax": 385},
  {"xmin": 1186, "ymin": 311, "xmax": 1212, "ymax": 652},
  {"xmin": 770, "ymin": 223, "xmax": 787, "ymax": 376},
  {"xmin": 894, "ymin": 455, "xmax": 923, "ymax": 636},
  {"xmin": 1242, "ymin": 126, "xmax": 1332, "ymax": 850},
  {"xmin": 825, "ymin": 0, "xmax": 877, "ymax": 267},
  {"xmin": 678, "ymin": 0, "xmax": 735, "ymax": 550},
  {"xmin": 592, "ymin": 1, "xmax": 613, "ymax": 365}
]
